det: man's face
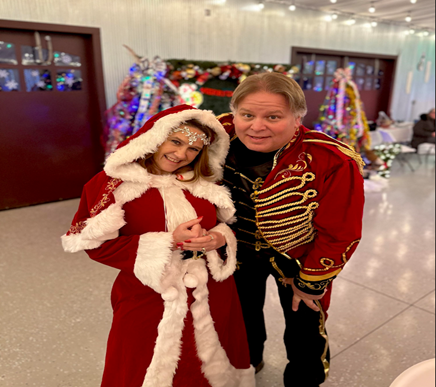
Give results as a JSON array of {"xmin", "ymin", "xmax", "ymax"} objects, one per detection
[
  {"xmin": 429, "ymin": 110, "xmax": 435, "ymax": 120},
  {"xmin": 233, "ymin": 91, "xmax": 301, "ymax": 153}
]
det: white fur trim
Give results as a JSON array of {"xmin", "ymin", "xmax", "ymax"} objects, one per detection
[
  {"xmin": 61, "ymin": 233, "xmax": 106, "ymax": 253},
  {"xmin": 134, "ymin": 232, "xmax": 174, "ymax": 294},
  {"xmin": 61, "ymin": 203, "xmax": 126, "ymax": 253},
  {"xmin": 104, "ymin": 109, "xmax": 230, "ymax": 182},
  {"xmin": 188, "ymin": 259, "xmax": 256, "ymax": 387},
  {"xmin": 142, "ymin": 254, "xmax": 190, "ymax": 387},
  {"xmin": 206, "ymin": 223, "xmax": 238, "ymax": 282}
]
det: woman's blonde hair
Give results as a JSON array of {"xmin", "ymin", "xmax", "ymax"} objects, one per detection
[
  {"xmin": 137, "ymin": 119, "xmax": 216, "ymax": 183},
  {"xmin": 230, "ymin": 72, "xmax": 308, "ymax": 118}
]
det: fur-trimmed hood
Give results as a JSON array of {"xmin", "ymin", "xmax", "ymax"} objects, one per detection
[{"xmin": 104, "ymin": 104, "xmax": 230, "ymax": 183}]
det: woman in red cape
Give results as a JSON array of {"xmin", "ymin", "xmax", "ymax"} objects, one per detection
[{"xmin": 62, "ymin": 105, "xmax": 255, "ymax": 387}]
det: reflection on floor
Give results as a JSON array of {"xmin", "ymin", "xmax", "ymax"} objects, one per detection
[{"xmin": 0, "ymin": 160, "xmax": 434, "ymax": 387}]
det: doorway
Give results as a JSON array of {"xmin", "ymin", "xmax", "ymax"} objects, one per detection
[
  {"xmin": 291, "ymin": 47, "xmax": 397, "ymax": 128},
  {"xmin": 0, "ymin": 20, "xmax": 106, "ymax": 210}
]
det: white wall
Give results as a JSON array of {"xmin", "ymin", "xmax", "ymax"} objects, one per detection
[{"xmin": 1, "ymin": 0, "xmax": 435, "ymax": 121}]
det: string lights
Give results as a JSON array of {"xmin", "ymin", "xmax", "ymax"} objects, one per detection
[{"xmin": 258, "ymin": 0, "xmax": 434, "ymax": 36}]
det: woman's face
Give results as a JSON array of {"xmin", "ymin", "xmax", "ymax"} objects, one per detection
[{"xmin": 152, "ymin": 125, "xmax": 206, "ymax": 174}]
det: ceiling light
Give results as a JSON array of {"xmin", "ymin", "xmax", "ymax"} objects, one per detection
[
  {"xmin": 371, "ymin": 21, "xmax": 378, "ymax": 27},
  {"xmin": 405, "ymin": 14, "xmax": 412, "ymax": 22},
  {"xmin": 423, "ymin": 31, "xmax": 430, "ymax": 36},
  {"xmin": 346, "ymin": 17, "xmax": 356, "ymax": 25},
  {"xmin": 289, "ymin": 4, "xmax": 296, "ymax": 11},
  {"xmin": 409, "ymin": 29, "xmax": 415, "ymax": 34},
  {"xmin": 330, "ymin": 0, "xmax": 337, "ymax": 3},
  {"xmin": 332, "ymin": 13, "xmax": 339, "ymax": 19},
  {"xmin": 258, "ymin": 1, "xmax": 265, "ymax": 9},
  {"xmin": 410, "ymin": 0, "xmax": 417, "ymax": 3},
  {"xmin": 325, "ymin": 15, "xmax": 333, "ymax": 22},
  {"xmin": 369, "ymin": 3, "xmax": 376, "ymax": 13}
]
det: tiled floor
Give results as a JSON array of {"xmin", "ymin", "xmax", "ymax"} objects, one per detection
[{"xmin": 0, "ymin": 160, "xmax": 434, "ymax": 387}]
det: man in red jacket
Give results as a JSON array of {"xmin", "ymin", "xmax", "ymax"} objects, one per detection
[{"xmin": 218, "ymin": 72, "xmax": 365, "ymax": 386}]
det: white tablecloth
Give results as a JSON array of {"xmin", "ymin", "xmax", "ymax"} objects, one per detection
[
  {"xmin": 370, "ymin": 123, "xmax": 414, "ymax": 148},
  {"xmin": 380, "ymin": 124, "xmax": 414, "ymax": 143}
]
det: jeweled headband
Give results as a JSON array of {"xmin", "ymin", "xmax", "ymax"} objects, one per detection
[{"xmin": 172, "ymin": 126, "xmax": 211, "ymax": 146}]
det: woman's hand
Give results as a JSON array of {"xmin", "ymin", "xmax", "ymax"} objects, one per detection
[
  {"xmin": 172, "ymin": 217, "xmax": 204, "ymax": 250},
  {"xmin": 183, "ymin": 231, "xmax": 226, "ymax": 253}
]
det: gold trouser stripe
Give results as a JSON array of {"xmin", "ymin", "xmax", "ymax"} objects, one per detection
[
  {"xmin": 270, "ymin": 257, "xmax": 287, "ymax": 286},
  {"xmin": 315, "ymin": 300, "xmax": 330, "ymax": 381},
  {"xmin": 299, "ymin": 268, "xmax": 343, "ymax": 282}
]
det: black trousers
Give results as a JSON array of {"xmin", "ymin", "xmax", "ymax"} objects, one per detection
[{"xmin": 234, "ymin": 247, "xmax": 330, "ymax": 387}]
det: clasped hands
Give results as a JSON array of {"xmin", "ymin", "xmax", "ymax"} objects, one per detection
[{"xmin": 172, "ymin": 217, "xmax": 226, "ymax": 254}]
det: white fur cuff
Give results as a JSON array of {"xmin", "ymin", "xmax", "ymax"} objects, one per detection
[
  {"xmin": 206, "ymin": 223, "xmax": 238, "ymax": 282},
  {"xmin": 134, "ymin": 232, "xmax": 174, "ymax": 293}
]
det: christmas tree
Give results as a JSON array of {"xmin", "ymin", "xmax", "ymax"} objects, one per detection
[
  {"xmin": 314, "ymin": 68, "xmax": 371, "ymax": 153},
  {"xmin": 103, "ymin": 51, "xmax": 180, "ymax": 159}
]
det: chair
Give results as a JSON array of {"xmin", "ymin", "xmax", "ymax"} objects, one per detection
[
  {"xmin": 418, "ymin": 142, "xmax": 436, "ymax": 166},
  {"xmin": 378, "ymin": 129, "xmax": 418, "ymax": 171},
  {"xmin": 390, "ymin": 359, "xmax": 435, "ymax": 387}
]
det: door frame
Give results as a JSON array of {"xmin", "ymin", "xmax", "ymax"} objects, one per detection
[
  {"xmin": 291, "ymin": 46, "xmax": 398, "ymax": 118},
  {"xmin": 0, "ymin": 19, "xmax": 107, "ymax": 134}
]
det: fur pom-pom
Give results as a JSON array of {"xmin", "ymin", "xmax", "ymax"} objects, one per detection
[
  {"xmin": 161, "ymin": 286, "xmax": 179, "ymax": 302},
  {"xmin": 184, "ymin": 273, "xmax": 199, "ymax": 288}
]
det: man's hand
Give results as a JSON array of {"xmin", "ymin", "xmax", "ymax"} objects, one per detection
[{"xmin": 282, "ymin": 278, "xmax": 326, "ymax": 313}]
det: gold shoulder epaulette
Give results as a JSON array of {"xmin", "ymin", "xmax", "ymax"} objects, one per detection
[{"xmin": 304, "ymin": 131, "xmax": 365, "ymax": 176}]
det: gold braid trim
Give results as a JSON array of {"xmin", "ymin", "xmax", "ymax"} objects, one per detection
[
  {"xmin": 302, "ymin": 240, "xmax": 361, "ymax": 272},
  {"xmin": 300, "ymin": 269, "xmax": 343, "ymax": 282},
  {"xmin": 238, "ymin": 201, "xmax": 256, "ymax": 211},
  {"xmin": 303, "ymin": 139, "xmax": 365, "ymax": 176},
  {"xmin": 267, "ymin": 223, "xmax": 315, "ymax": 245},
  {"xmin": 257, "ymin": 202, "xmax": 320, "ymax": 222},
  {"xmin": 253, "ymin": 173, "xmax": 315, "ymax": 199},
  {"xmin": 239, "ymin": 216, "xmax": 257, "ymax": 224},
  {"xmin": 217, "ymin": 112, "xmax": 233, "ymax": 120},
  {"xmin": 238, "ymin": 239, "xmax": 270, "ymax": 251},
  {"xmin": 278, "ymin": 228, "xmax": 317, "ymax": 252},
  {"xmin": 270, "ymin": 257, "xmax": 287, "ymax": 287},
  {"xmin": 262, "ymin": 215, "xmax": 313, "ymax": 238},
  {"xmin": 257, "ymin": 204, "xmax": 319, "ymax": 228},
  {"xmin": 256, "ymin": 190, "xmax": 318, "ymax": 214}
]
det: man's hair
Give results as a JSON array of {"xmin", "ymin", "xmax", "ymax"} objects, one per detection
[{"xmin": 230, "ymin": 72, "xmax": 308, "ymax": 118}]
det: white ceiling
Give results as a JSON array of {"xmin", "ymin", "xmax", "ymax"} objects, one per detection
[{"xmin": 266, "ymin": 0, "xmax": 435, "ymax": 30}]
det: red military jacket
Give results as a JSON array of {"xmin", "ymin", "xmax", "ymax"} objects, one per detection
[{"xmin": 219, "ymin": 113, "xmax": 365, "ymax": 296}]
